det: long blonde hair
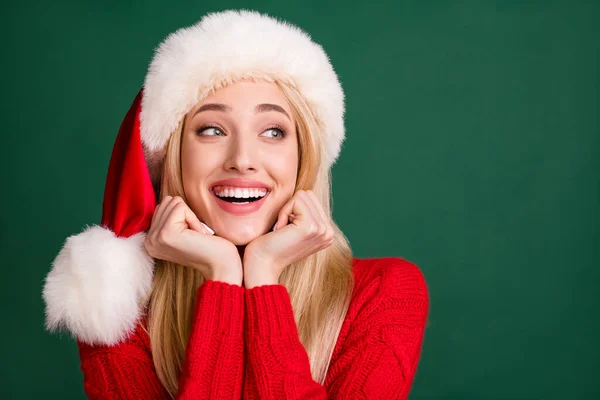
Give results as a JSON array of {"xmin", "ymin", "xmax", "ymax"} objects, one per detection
[{"xmin": 146, "ymin": 80, "xmax": 354, "ymax": 396}]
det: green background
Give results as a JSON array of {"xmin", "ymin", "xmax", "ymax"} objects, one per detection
[{"xmin": 2, "ymin": 0, "xmax": 598, "ymax": 398}]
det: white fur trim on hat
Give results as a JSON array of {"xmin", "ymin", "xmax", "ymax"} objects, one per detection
[
  {"xmin": 42, "ymin": 226, "xmax": 154, "ymax": 346},
  {"xmin": 140, "ymin": 9, "xmax": 345, "ymax": 170}
]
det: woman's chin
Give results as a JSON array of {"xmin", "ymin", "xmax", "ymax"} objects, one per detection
[{"xmin": 217, "ymin": 227, "xmax": 267, "ymax": 246}]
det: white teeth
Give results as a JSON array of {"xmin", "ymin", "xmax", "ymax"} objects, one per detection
[{"xmin": 213, "ymin": 186, "xmax": 268, "ymax": 199}]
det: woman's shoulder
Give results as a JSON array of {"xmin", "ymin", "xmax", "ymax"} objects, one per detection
[
  {"xmin": 351, "ymin": 256, "xmax": 428, "ymax": 294},
  {"xmin": 347, "ymin": 256, "xmax": 429, "ymax": 318}
]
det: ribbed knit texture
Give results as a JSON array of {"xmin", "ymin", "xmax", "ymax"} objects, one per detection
[{"xmin": 77, "ymin": 257, "xmax": 429, "ymax": 399}]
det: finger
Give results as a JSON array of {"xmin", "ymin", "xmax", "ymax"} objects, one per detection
[
  {"xmin": 274, "ymin": 191, "xmax": 306, "ymax": 230},
  {"xmin": 304, "ymin": 190, "xmax": 328, "ymax": 227},
  {"xmin": 275, "ymin": 196, "xmax": 296, "ymax": 231},
  {"xmin": 159, "ymin": 197, "xmax": 186, "ymax": 231},
  {"xmin": 305, "ymin": 191, "xmax": 333, "ymax": 239},
  {"xmin": 199, "ymin": 221, "xmax": 215, "ymax": 235},
  {"xmin": 151, "ymin": 196, "xmax": 173, "ymax": 231},
  {"xmin": 163, "ymin": 201, "xmax": 190, "ymax": 233},
  {"xmin": 291, "ymin": 191, "xmax": 320, "ymax": 235},
  {"xmin": 183, "ymin": 206, "xmax": 209, "ymax": 234},
  {"xmin": 167, "ymin": 200, "xmax": 210, "ymax": 235},
  {"xmin": 294, "ymin": 191, "xmax": 318, "ymax": 225}
]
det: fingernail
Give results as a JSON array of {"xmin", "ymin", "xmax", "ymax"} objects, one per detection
[
  {"xmin": 272, "ymin": 223, "xmax": 277, "ymax": 232},
  {"xmin": 201, "ymin": 222, "xmax": 214, "ymax": 234}
]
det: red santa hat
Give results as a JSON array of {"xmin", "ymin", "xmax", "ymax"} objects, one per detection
[{"xmin": 42, "ymin": 10, "xmax": 345, "ymax": 346}]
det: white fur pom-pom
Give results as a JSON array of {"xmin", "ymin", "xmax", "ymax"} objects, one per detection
[{"xmin": 42, "ymin": 225, "xmax": 154, "ymax": 345}]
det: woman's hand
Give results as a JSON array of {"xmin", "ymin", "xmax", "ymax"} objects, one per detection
[
  {"xmin": 243, "ymin": 190, "xmax": 335, "ymax": 288},
  {"xmin": 144, "ymin": 196, "xmax": 243, "ymax": 285}
]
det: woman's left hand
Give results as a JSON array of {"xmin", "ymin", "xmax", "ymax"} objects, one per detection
[{"xmin": 243, "ymin": 190, "xmax": 335, "ymax": 288}]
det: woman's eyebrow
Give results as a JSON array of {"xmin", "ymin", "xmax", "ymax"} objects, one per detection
[
  {"xmin": 255, "ymin": 103, "xmax": 291, "ymax": 121},
  {"xmin": 192, "ymin": 102, "xmax": 290, "ymax": 121},
  {"xmin": 193, "ymin": 103, "xmax": 231, "ymax": 117}
]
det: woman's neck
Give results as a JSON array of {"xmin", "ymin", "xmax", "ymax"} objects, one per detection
[{"xmin": 237, "ymin": 245, "xmax": 246, "ymax": 260}]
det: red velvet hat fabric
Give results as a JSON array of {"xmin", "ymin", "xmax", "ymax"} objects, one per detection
[{"xmin": 101, "ymin": 89, "xmax": 157, "ymax": 239}]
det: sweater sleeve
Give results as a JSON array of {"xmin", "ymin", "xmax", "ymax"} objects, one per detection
[
  {"xmin": 78, "ymin": 280, "xmax": 245, "ymax": 400},
  {"xmin": 242, "ymin": 260, "xmax": 429, "ymax": 399}
]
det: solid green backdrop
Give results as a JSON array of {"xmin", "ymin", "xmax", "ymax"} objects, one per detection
[{"xmin": 1, "ymin": 0, "xmax": 598, "ymax": 398}]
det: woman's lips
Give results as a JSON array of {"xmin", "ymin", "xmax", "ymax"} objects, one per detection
[{"xmin": 211, "ymin": 190, "xmax": 269, "ymax": 215}]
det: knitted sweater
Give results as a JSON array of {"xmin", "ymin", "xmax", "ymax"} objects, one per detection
[{"xmin": 77, "ymin": 257, "xmax": 429, "ymax": 399}]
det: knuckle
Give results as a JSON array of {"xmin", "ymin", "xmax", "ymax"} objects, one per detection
[
  {"xmin": 144, "ymin": 238, "xmax": 156, "ymax": 257},
  {"xmin": 157, "ymin": 231, "xmax": 169, "ymax": 246},
  {"xmin": 325, "ymin": 225, "xmax": 334, "ymax": 237},
  {"xmin": 304, "ymin": 222, "xmax": 318, "ymax": 236},
  {"xmin": 326, "ymin": 230, "xmax": 335, "ymax": 242},
  {"xmin": 318, "ymin": 225, "xmax": 327, "ymax": 236}
]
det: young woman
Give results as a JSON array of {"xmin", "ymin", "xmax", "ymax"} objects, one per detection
[{"xmin": 43, "ymin": 10, "xmax": 429, "ymax": 399}]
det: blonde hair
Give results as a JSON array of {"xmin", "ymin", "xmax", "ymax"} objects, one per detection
[{"xmin": 146, "ymin": 80, "xmax": 354, "ymax": 396}]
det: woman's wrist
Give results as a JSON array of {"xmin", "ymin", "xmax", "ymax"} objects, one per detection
[
  {"xmin": 243, "ymin": 269, "xmax": 279, "ymax": 289},
  {"xmin": 210, "ymin": 275, "xmax": 243, "ymax": 286},
  {"xmin": 209, "ymin": 267, "xmax": 243, "ymax": 286}
]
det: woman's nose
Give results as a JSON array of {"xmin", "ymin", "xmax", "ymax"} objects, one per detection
[{"xmin": 224, "ymin": 134, "xmax": 257, "ymax": 172}]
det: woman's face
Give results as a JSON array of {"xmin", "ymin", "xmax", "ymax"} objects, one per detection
[{"xmin": 181, "ymin": 80, "xmax": 299, "ymax": 245}]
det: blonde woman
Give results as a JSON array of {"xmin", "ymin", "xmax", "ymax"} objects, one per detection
[{"xmin": 43, "ymin": 10, "xmax": 429, "ymax": 400}]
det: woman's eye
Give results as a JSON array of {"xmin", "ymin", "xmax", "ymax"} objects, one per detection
[
  {"xmin": 197, "ymin": 126, "xmax": 224, "ymax": 136},
  {"xmin": 262, "ymin": 127, "xmax": 285, "ymax": 139}
]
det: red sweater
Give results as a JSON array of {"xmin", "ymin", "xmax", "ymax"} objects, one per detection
[{"xmin": 77, "ymin": 257, "xmax": 429, "ymax": 399}]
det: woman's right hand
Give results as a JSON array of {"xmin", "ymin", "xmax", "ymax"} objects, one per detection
[{"xmin": 144, "ymin": 195, "xmax": 242, "ymax": 285}]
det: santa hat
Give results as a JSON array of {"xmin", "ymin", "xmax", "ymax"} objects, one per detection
[{"xmin": 42, "ymin": 10, "xmax": 345, "ymax": 346}]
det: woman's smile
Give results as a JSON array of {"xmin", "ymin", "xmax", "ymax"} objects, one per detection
[{"xmin": 210, "ymin": 178, "xmax": 272, "ymax": 215}]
